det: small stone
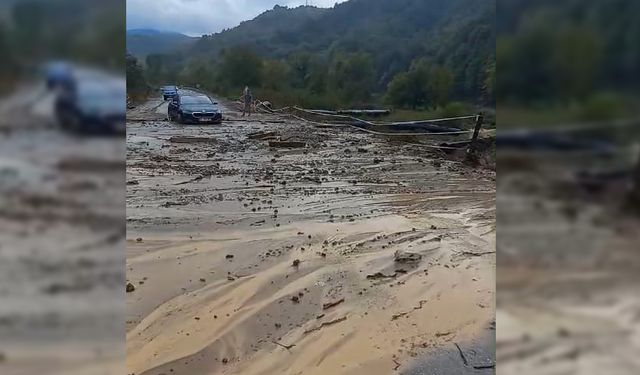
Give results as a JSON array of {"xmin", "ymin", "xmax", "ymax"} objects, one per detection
[
  {"xmin": 225, "ymin": 254, "xmax": 234, "ymax": 259},
  {"xmin": 126, "ymin": 283, "xmax": 135, "ymax": 293},
  {"xmin": 136, "ymin": 238, "xmax": 143, "ymax": 242},
  {"xmin": 291, "ymin": 296, "xmax": 299, "ymax": 303},
  {"xmin": 292, "ymin": 259, "xmax": 300, "ymax": 267}
]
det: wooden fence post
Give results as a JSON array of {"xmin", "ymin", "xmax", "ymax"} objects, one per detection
[{"xmin": 466, "ymin": 113, "xmax": 484, "ymax": 163}]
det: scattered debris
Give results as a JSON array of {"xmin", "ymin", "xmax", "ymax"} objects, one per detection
[
  {"xmin": 247, "ymin": 131, "xmax": 278, "ymax": 140},
  {"xmin": 322, "ymin": 298, "xmax": 345, "ymax": 310},
  {"xmin": 391, "ymin": 300, "xmax": 427, "ymax": 320},
  {"xmin": 272, "ymin": 340, "xmax": 296, "ymax": 351},
  {"xmin": 394, "ymin": 250, "xmax": 422, "ymax": 263},
  {"xmin": 366, "ymin": 272, "xmax": 397, "ymax": 280},
  {"xmin": 175, "ymin": 175, "xmax": 205, "ymax": 185},
  {"xmin": 303, "ymin": 316, "xmax": 348, "ymax": 334},
  {"xmin": 225, "ymin": 254, "xmax": 234, "ymax": 259},
  {"xmin": 170, "ymin": 136, "xmax": 217, "ymax": 144},
  {"xmin": 454, "ymin": 342, "xmax": 469, "ymax": 366},
  {"xmin": 126, "ymin": 283, "xmax": 135, "ymax": 293},
  {"xmin": 393, "ymin": 358, "xmax": 401, "ymax": 371},
  {"xmin": 269, "ymin": 141, "xmax": 306, "ymax": 148},
  {"xmin": 292, "ymin": 259, "xmax": 300, "ymax": 267}
]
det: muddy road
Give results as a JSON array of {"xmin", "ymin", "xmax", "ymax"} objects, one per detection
[
  {"xmin": 0, "ymin": 82, "xmax": 125, "ymax": 374},
  {"xmin": 126, "ymin": 95, "xmax": 496, "ymax": 375},
  {"xmin": 497, "ymin": 151, "xmax": 640, "ymax": 374}
]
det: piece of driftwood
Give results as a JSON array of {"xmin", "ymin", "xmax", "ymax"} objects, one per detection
[
  {"xmin": 170, "ymin": 136, "xmax": 217, "ymax": 144},
  {"xmin": 391, "ymin": 300, "xmax": 427, "ymax": 321},
  {"xmin": 303, "ymin": 316, "xmax": 348, "ymax": 334},
  {"xmin": 247, "ymin": 131, "xmax": 278, "ymax": 140},
  {"xmin": 455, "ymin": 343, "xmax": 469, "ymax": 366},
  {"xmin": 366, "ymin": 272, "xmax": 397, "ymax": 280},
  {"xmin": 322, "ymin": 298, "xmax": 345, "ymax": 310},
  {"xmin": 272, "ymin": 341, "xmax": 296, "ymax": 351}
]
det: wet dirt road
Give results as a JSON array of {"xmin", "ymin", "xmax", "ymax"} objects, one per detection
[
  {"xmin": 0, "ymin": 82, "xmax": 125, "ymax": 375},
  {"xmin": 126, "ymin": 95, "xmax": 496, "ymax": 375},
  {"xmin": 497, "ymin": 152, "xmax": 640, "ymax": 374}
]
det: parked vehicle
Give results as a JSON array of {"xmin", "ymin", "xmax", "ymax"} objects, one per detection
[
  {"xmin": 44, "ymin": 61, "xmax": 73, "ymax": 91},
  {"xmin": 161, "ymin": 85, "xmax": 178, "ymax": 100},
  {"xmin": 168, "ymin": 92, "xmax": 222, "ymax": 124},
  {"xmin": 55, "ymin": 77, "xmax": 126, "ymax": 135}
]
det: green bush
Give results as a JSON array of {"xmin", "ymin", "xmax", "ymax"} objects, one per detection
[
  {"xmin": 438, "ymin": 102, "xmax": 474, "ymax": 118},
  {"xmin": 579, "ymin": 92, "xmax": 624, "ymax": 121}
]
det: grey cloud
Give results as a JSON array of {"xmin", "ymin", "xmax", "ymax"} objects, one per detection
[{"xmin": 127, "ymin": 0, "xmax": 345, "ymax": 36}]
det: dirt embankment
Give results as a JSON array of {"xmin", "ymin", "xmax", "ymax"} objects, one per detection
[{"xmin": 126, "ymin": 97, "xmax": 496, "ymax": 375}]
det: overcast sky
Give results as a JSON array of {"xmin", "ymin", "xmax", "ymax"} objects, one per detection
[{"xmin": 127, "ymin": 0, "xmax": 346, "ymax": 37}]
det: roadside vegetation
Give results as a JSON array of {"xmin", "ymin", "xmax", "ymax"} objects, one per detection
[
  {"xmin": 498, "ymin": 0, "xmax": 640, "ymax": 128},
  {"xmin": 0, "ymin": 0, "xmax": 124, "ymax": 90}
]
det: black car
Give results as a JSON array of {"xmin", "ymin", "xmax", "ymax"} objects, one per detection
[
  {"xmin": 55, "ymin": 77, "xmax": 126, "ymax": 135},
  {"xmin": 168, "ymin": 93, "xmax": 222, "ymax": 124}
]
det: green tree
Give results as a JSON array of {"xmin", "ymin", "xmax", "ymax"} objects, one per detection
[
  {"xmin": 217, "ymin": 47, "xmax": 264, "ymax": 94},
  {"xmin": 484, "ymin": 58, "xmax": 496, "ymax": 102},
  {"xmin": 288, "ymin": 52, "xmax": 313, "ymax": 89},
  {"xmin": 428, "ymin": 66, "xmax": 454, "ymax": 107},
  {"xmin": 551, "ymin": 26, "xmax": 602, "ymax": 100},
  {"xmin": 330, "ymin": 52, "xmax": 374, "ymax": 104},
  {"xmin": 262, "ymin": 59, "xmax": 292, "ymax": 91},
  {"xmin": 385, "ymin": 60, "xmax": 430, "ymax": 110},
  {"xmin": 12, "ymin": 1, "xmax": 45, "ymax": 58},
  {"xmin": 126, "ymin": 53, "xmax": 148, "ymax": 98}
]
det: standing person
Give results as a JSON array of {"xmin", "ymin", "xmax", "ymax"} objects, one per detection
[{"xmin": 241, "ymin": 86, "xmax": 253, "ymax": 117}]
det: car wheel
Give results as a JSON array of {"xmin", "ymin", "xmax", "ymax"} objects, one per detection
[{"xmin": 176, "ymin": 112, "xmax": 184, "ymax": 124}]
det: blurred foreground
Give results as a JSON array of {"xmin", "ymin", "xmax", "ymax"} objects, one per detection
[
  {"xmin": 497, "ymin": 0, "xmax": 640, "ymax": 374},
  {"xmin": 0, "ymin": 1, "xmax": 125, "ymax": 374}
]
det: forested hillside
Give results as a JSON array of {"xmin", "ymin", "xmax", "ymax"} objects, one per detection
[
  {"xmin": 126, "ymin": 29, "xmax": 196, "ymax": 60},
  {"xmin": 132, "ymin": 0, "xmax": 495, "ymax": 110}
]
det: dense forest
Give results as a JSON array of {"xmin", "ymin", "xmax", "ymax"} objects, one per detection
[
  {"xmin": 128, "ymin": 0, "xmax": 495, "ymax": 111},
  {"xmin": 0, "ymin": 0, "xmax": 124, "ymax": 89}
]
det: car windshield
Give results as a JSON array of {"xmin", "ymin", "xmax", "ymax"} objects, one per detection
[
  {"xmin": 163, "ymin": 86, "xmax": 177, "ymax": 92},
  {"xmin": 181, "ymin": 96, "xmax": 212, "ymax": 105}
]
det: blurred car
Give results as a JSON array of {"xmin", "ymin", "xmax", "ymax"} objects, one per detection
[
  {"xmin": 55, "ymin": 77, "xmax": 126, "ymax": 135},
  {"xmin": 161, "ymin": 85, "xmax": 178, "ymax": 101},
  {"xmin": 44, "ymin": 61, "xmax": 73, "ymax": 91},
  {"xmin": 168, "ymin": 92, "xmax": 222, "ymax": 124}
]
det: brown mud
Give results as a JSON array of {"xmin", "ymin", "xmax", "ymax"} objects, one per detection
[{"xmin": 126, "ymin": 95, "xmax": 496, "ymax": 375}]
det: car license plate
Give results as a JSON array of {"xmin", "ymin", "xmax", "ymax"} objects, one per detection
[{"xmin": 199, "ymin": 118, "xmax": 211, "ymax": 122}]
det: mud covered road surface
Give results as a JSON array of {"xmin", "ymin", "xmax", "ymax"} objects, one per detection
[
  {"xmin": 126, "ymin": 96, "xmax": 496, "ymax": 375},
  {"xmin": 497, "ymin": 151, "xmax": 640, "ymax": 374},
  {"xmin": 0, "ymin": 83, "xmax": 125, "ymax": 375}
]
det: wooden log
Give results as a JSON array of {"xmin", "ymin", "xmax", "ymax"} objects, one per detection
[{"xmin": 170, "ymin": 136, "xmax": 217, "ymax": 144}]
